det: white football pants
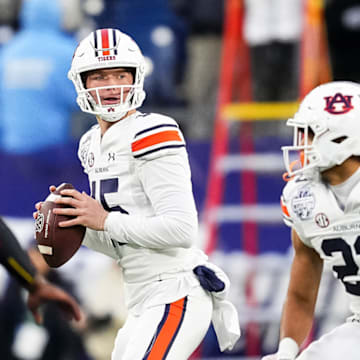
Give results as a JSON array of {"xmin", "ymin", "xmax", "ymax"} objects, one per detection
[
  {"xmin": 297, "ymin": 321, "xmax": 360, "ymax": 360},
  {"xmin": 111, "ymin": 286, "xmax": 213, "ymax": 359}
]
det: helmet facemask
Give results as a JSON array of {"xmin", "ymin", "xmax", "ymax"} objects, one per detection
[
  {"xmin": 282, "ymin": 120, "xmax": 318, "ymax": 179},
  {"xmin": 75, "ymin": 67, "xmax": 144, "ymax": 122}
]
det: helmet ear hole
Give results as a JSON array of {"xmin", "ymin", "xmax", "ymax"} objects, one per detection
[
  {"xmin": 332, "ymin": 136, "xmax": 348, "ymax": 144},
  {"xmin": 123, "ymin": 67, "xmax": 136, "ymax": 84},
  {"xmin": 308, "ymin": 127, "xmax": 315, "ymax": 138},
  {"xmin": 80, "ymin": 72, "xmax": 88, "ymax": 88}
]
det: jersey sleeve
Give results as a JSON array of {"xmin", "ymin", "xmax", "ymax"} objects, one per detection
[
  {"xmin": 104, "ymin": 143, "xmax": 199, "ymax": 249},
  {"xmin": 130, "ymin": 114, "xmax": 186, "ymax": 160},
  {"xmin": 82, "ymin": 228, "xmax": 118, "ymax": 260}
]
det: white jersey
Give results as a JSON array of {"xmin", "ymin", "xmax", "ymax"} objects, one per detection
[
  {"xmin": 281, "ymin": 175, "xmax": 360, "ymax": 315},
  {"xmin": 77, "ymin": 111, "xmax": 208, "ymax": 313}
]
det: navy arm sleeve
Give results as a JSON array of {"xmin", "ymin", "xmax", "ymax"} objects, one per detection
[{"xmin": 0, "ymin": 217, "xmax": 37, "ymax": 290}]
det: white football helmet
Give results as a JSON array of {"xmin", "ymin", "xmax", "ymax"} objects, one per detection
[
  {"xmin": 68, "ymin": 28, "xmax": 146, "ymax": 122},
  {"xmin": 282, "ymin": 81, "xmax": 360, "ymax": 178}
]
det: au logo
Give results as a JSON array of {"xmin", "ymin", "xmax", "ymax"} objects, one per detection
[{"xmin": 324, "ymin": 93, "xmax": 353, "ymax": 114}]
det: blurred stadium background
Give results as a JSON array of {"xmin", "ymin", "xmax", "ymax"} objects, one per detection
[{"xmin": 0, "ymin": 0, "xmax": 357, "ymax": 359}]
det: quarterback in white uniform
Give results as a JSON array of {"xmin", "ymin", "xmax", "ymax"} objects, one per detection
[
  {"xmin": 35, "ymin": 28, "xmax": 240, "ymax": 359},
  {"xmin": 262, "ymin": 81, "xmax": 360, "ymax": 360}
]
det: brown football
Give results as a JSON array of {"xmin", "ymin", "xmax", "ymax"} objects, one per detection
[{"xmin": 35, "ymin": 183, "xmax": 85, "ymax": 268}]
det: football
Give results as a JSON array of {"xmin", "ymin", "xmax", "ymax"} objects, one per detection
[{"xmin": 35, "ymin": 183, "xmax": 85, "ymax": 268}]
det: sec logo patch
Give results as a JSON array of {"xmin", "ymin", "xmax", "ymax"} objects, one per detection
[{"xmin": 315, "ymin": 213, "xmax": 330, "ymax": 228}]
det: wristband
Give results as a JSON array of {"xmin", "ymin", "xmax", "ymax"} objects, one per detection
[{"xmin": 277, "ymin": 337, "xmax": 299, "ymax": 360}]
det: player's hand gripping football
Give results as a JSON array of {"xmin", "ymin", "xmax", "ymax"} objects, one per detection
[
  {"xmin": 52, "ymin": 185, "xmax": 109, "ymax": 230},
  {"xmin": 34, "ymin": 185, "xmax": 109, "ymax": 231}
]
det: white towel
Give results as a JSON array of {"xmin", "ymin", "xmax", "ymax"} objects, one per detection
[
  {"xmin": 201, "ymin": 262, "xmax": 241, "ymax": 351},
  {"xmin": 212, "ymin": 298, "xmax": 241, "ymax": 351}
]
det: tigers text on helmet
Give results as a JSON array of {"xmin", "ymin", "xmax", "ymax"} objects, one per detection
[
  {"xmin": 282, "ymin": 81, "xmax": 360, "ymax": 178},
  {"xmin": 68, "ymin": 28, "xmax": 146, "ymax": 122}
]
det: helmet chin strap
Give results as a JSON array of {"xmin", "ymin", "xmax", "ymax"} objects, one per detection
[
  {"xmin": 102, "ymin": 113, "xmax": 128, "ymax": 122},
  {"xmin": 88, "ymin": 89, "xmax": 132, "ymax": 122},
  {"xmin": 95, "ymin": 106, "xmax": 129, "ymax": 122}
]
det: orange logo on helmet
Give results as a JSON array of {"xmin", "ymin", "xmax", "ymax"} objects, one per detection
[{"xmin": 324, "ymin": 93, "xmax": 353, "ymax": 114}]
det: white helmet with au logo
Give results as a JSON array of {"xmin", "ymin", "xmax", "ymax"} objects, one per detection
[
  {"xmin": 68, "ymin": 28, "xmax": 146, "ymax": 122},
  {"xmin": 282, "ymin": 81, "xmax": 360, "ymax": 178}
]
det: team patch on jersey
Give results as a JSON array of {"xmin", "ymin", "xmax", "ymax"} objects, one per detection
[
  {"xmin": 131, "ymin": 124, "xmax": 185, "ymax": 158},
  {"xmin": 291, "ymin": 186, "xmax": 315, "ymax": 220},
  {"xmin": 79, "ymin": 134, "xmax": 92, "ymax": 166},
  {"xmin": 315, "ymin": 213, "xmax": 330, "ymax": 228},
  {"xmin": 88, "ymin": 152, "xmax": 95, "ymax": 167}
]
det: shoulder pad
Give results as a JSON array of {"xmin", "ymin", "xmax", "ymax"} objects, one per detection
[
  {"xmin": 79, "ymin": 125, "xmax": 98, "ymax": 145},
  {"xmin": 131, "ymin": 113, "xmax": 186, "ymax": 160}
]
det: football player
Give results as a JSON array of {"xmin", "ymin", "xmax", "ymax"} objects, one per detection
[
  {"xmin": 34, "ymin": 28, "xmax": 240, "ymax": 359},
  {"xmin": 262, "ymin": 81, "xmax": 360, "ymax": 360},
  {"xmin": 0, "ymin": 217, "xmax": 81, "ymax": 324}
]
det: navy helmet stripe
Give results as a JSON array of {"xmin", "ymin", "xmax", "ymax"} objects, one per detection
[
  {"xmin": 133, "ymin": 144, "xmax": 185, "ymax": 158},
  {"xmin": 112, "ymin": 29, "xmax": 118, "ymax": 55},
  {"xmin": 134, "ymin": 124, "xmax": 178, "ymax": 138},
  {"xmin": 94, "ymin": 30, "xmax": 99, "ymax": 57}
]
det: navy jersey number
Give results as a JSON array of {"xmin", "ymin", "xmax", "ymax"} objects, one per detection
[
  {"xmin": 91, "ymin": 178, "xmax": 128, "ymax": 214},
  {"xmin": 321, "ymin": 237, "xmax": 360, "ymax": 295}
]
